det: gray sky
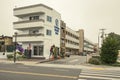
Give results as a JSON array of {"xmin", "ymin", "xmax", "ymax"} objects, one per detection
[{"xmin": 0, "ymin": 0, "xmax": 120, "ymax": 43}]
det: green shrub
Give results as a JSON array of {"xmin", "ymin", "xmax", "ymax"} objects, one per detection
[
  {"xmin": 22, "ymin": 55, "xmax": 27, "ymax": 58},
  {"xmin": 7, "ymin": 54, "xmax": 13, "ymax": 59},
  {"xmin": 89, "ymin": 58, "xmax": 101, "ymax": 65},
  {"xmin": 16, "ymin": 55, "xmax": 23, "ymax": 61},
  {"xmin": 7, "ymin": 53, "xmax": 26, "ymax": 60}
]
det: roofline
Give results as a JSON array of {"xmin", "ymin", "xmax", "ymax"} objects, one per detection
[{"xmin": 14, "ymin": 4, "xmax": 53, "ymax": 11}]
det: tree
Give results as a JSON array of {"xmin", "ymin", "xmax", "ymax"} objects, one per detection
[
  {"xmin": 100, "ymin": 34, "xmax": 119, "ymax": 64},
  {"xmin": 109, "ymin": 32, "xmax": 120, "ymax": 49}
]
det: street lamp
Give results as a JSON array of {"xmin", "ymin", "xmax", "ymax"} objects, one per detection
[
  {"xmin": 2, "ymin": 35, "xmax": 5, "ymax": 55},
  {"xmin": 14, "ymin": 32, "xmax": 17, "ymax": 63}
]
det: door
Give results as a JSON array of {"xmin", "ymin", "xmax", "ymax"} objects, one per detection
[{"xmin": 33, "ymin": 45, "xmax": 43, "ymax": 56}]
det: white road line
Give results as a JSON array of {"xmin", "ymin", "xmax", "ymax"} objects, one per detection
[
  {"xmin": 80, "ymin": 73, "xmax": 120, "ymax": 78},
  {"xmin": 79, "ymin": 75, "xmax": 119, "ymax": 80},
  {"xmin": 78, "ymin": 79, "xmax": 87, "ymax": 80}
]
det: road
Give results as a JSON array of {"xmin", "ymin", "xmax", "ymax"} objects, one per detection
[
  {"xmin": 0, "ymin": 55, "xmax": 120, "ymax": 80},
  {"xmin": 0, "ymin": 62, "xmax": 120, "ymax": 80},
  {"xmin": 0, "ymin": 63, "xmax": 81, "ymax": 80}
]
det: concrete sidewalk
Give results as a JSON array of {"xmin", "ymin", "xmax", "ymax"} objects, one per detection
[{"xmin": 0, "ymin": 59, "xmax": 119, "ymax": 71}]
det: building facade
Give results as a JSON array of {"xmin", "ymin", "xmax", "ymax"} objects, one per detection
[
  {"xmin": 13, "ymin": 4, "xmax": 95, "ymax": 59},
  {"xmin": 60, "ymin": 23, "xmax": 95, "ymax": 55},
  {"xmin": 0, "ymin": 36, "xmax": 13, "ymax": 58},
  {"xmin": 13, "ymin": 4, "xmax": 61, "ymax": 59}
]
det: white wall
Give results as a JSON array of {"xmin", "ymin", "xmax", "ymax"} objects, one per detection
[
  {"xmin": 14, "ymin": 4, "xmax": 61, "ymax": 59},
  {"xmin": 0, "ymin": 52, "xmax": 13, "ymax": 59}
]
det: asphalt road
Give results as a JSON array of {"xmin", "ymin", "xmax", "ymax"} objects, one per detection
[
  {"xmin": 0, "ymin": 62, "xmax": 120, "ymax": 80},
  {"xmin": 0, "ymin": 63, "xmax": 81, "ymax": 80}
]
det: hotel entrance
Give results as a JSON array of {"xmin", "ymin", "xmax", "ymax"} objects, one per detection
[{"xmin": 33, "ymin": 45, "xmax": 44, "ymax": 56}]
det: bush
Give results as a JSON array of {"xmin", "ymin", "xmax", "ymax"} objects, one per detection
[
  {"xmin": 7, "ymin": 53, "xmax": 26, "ymax": 60},
  {"xmin": 88, "ymin": 58, "xmax": 101, "ymax": 65},
  {"xmin": 16, "ymin": 54, "xmax": 23, "ymax": 61},
  {"xmin": 7, "ymin": 54, "xmax": 13, "ymax": 59}
]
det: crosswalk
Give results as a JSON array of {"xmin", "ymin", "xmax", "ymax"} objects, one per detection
[{"xmin": 78, "ymin": 69, "xmax": 120, "ymax": 80}]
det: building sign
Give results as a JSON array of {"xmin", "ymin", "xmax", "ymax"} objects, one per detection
[{"xmin": 54, "ymin": 19, "xmax": 59, "ymax": 35}]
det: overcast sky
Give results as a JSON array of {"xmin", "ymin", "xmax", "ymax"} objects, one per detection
[{"xmin": 0, "ymin": 0, "xmax": 120, "ymax": 43}]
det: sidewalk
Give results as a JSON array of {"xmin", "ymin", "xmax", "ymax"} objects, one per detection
[{"xmin": 0, "ymin": 59, "xmax": 119, "ymax": 70}]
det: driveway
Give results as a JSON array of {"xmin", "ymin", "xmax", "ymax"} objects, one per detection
[{"xmin": 47, "ymin": 55, "xmax": 92, "ymax": 65}]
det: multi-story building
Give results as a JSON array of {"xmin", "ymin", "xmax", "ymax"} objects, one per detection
[
  {"xmin": 13, "ymin": 4, "xmax": 61, "ymax": 59},
  {"xmin": 65, "ymin": 27, "xmax": 80, "ymax": 54},
  {"xmin": 13, "ymin": 4, "xmax": 95, "ymax": 59},
  {"xmin": 61, "ymin": 24, "xmax": 95, "ymax": 55},
  {"xmin": 0, "ymin": 36, "xmax": 13, "ymax": 52}
]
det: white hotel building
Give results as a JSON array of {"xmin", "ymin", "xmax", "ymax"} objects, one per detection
[{"xmin": 13, "ymin": 4, "xmax": 95, "ymax": 59}]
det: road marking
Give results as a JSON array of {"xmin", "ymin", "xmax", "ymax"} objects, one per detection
[
  {"xmin": 80, "ymin": 73, "xmax": 120, "ymax": 78},
  {"xmin": 0, "ymin": 69, "xmax": 77, "ymax": 79},
  {"xmin": 79, "ymin": 75, "xmax": 120, "ymax": 80},
  {"xmin": 69, "ymin": 59, "xmax": 79, "ymax": 63},
  {"xmin": 78, "ymin": 79, "xmax": 87, "ymax": 80},
  {"xmin": 91, "ymin": 67, "xmax": 105, "ymax": 70}
]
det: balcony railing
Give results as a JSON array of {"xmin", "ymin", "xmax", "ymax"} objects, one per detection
[
  {"xmin": 13, "ymin": 19, "xmax": 44, "ymax": 24},
  {"xmin": 13, "ymin": 33, "xmax": 44, "ymax": 42},
  {"xmin": 13, "ymin": 19, "xmax": 44, "ymax": 29},
  {"xmin": 13, "ymin": 33, "xmax": 44, "ymax": 37}
]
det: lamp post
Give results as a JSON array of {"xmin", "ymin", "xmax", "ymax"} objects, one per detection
[
  {"xmin": 2, "ymin": 35, "xmax": 5, "ymax": 55},
  {"xmin": 14, "ymin": 32, "xmax": 17, "ymax": 63}
]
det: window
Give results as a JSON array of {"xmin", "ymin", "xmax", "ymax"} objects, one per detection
[
  {"xmin": 29, "ymin": 29, "xmax": 39, "ymax": 34},
  {"xmin": 33, "ymin": 16, "xmax": 39, "ymax": 20},
  {"xmin": 47, "ymin": 16, "xmax": 52, "ymax": 22},
  {"xmin": 46, "ymin": 29, "xmax": 52, "ymax": 36},
  {"xmin": 29, "ymin": 16, "xmax": 39, "ymax": 20}
]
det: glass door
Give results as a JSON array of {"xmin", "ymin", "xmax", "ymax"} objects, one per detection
[{"xmin": 33, "ymin": 45, "xmax": 43, "ymax": 56}]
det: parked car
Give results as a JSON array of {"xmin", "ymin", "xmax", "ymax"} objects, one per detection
[{"xmin": 65, "ymin": 52, "xmax": 71, "ymax": 57}]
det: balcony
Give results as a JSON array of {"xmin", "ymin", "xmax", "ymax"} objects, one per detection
[
  {"xmin": 13, "ymin": 33, "xmax": 44, "ymax": 42},
  {"xmin": 66, "ymin": 35, "xmax": 79, "ymax": 43},
  {"xmin": 66, "ymin": 43, "xmax": 79, "ymax": 49},
  {"xmin": 13, "ymin": 19, "xmax": 44, "ymax": 30},
  {"xmin": 13, "ymin": 4, "xmax": 48, "ymax": 17}
]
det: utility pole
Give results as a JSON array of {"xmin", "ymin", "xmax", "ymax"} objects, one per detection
[
  {"xmin": 98, "ymin": 28, "xmax": 106, "ymax": 54},
  {"xmin": 100, "ymin": 28, "xmax": 106, "ymax": 44}
]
